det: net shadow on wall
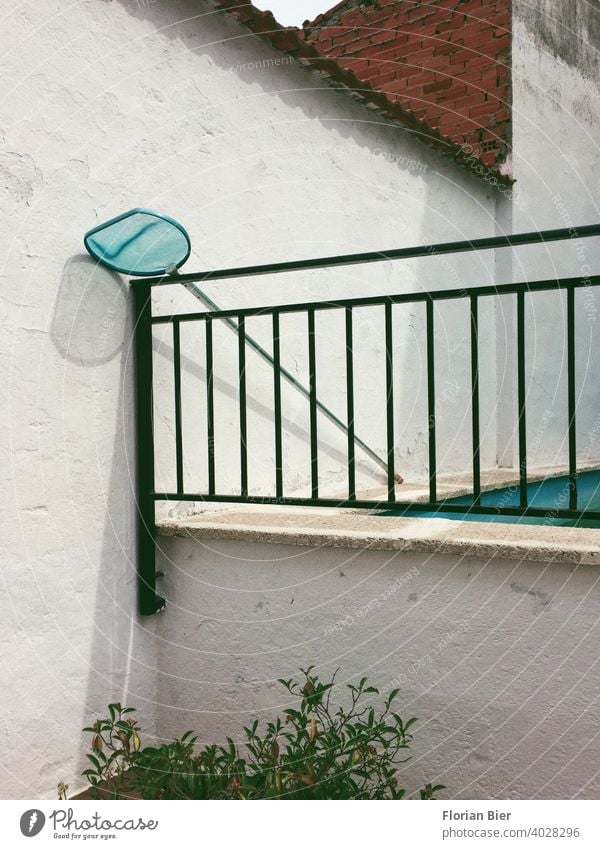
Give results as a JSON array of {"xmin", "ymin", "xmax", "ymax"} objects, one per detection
[{"xmin": 51, "ymin": 255, "xmax": 128, "ymax": 366}]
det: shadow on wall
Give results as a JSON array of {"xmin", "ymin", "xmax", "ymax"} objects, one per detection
[
  {"xmin": 51, "ymin": 256, "xmax": 127, "ymax": 365},
  {"xmin": 50, "ymin": 255, "xmax": 160, "ymax": 792},
  {"xmin": 100, "ymin": 0, "xmax": 448, "ymax": 180},
  {"xmin": 152, "ymin": 330, "xmax": 381, "ymax": 510}
]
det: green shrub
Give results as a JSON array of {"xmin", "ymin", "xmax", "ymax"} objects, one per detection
[{"xmin": 81, "ymin": 668, "xmax": 444, "ymax": 800}]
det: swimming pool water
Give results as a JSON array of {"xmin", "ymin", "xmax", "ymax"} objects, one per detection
[{"xmin": 383, "ymin": 469, "xmax": 600, "ymax": 528}]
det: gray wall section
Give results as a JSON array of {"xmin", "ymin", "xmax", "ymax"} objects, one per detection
[
  {"xmin": 516, "ymin": 0, "xmax": 600, "ymax": 80},
  {"xmin": 156, "ymin": 535, "xmax": 600, "ymax": 800}
]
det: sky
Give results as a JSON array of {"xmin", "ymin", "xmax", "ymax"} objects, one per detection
[{"xmin": 253, "ymin": 1, "xmax": 332, "ymax": 27}]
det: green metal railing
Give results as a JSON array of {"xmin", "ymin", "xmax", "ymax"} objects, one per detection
[{"xmin": 132, "ymin": 225, "xmax": 600, "ymax": 614}]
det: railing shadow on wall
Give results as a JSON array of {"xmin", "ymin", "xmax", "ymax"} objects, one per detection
[{"xmin": 131, "ymin": 225, "xmax": 600, "ymax": 614}]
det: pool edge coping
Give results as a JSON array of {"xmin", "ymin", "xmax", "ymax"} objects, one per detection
[{"xmin": 157, "ymin": 510, "xmax": 600, "ymax": 566}]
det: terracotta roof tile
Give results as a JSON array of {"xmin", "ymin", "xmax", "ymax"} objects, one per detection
[{"xmin": 209, "ymin": 1, "xmax": 513, "ymax": 185}]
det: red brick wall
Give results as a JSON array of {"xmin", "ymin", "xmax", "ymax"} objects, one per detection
[{"xmin": 305, "ymin": 0, "xmax": 511, "ymax": 167}]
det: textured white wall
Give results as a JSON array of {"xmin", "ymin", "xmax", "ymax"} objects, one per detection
[
  {"xmin": 0, "ymin": 0, "xmax": 496, "ymax": 798},
  {"xmin": 155, "ymin": 535, "xmax": 600, "ymax": 800},
  {"xmin": 4, "ymin": 0, "xmax": 599, "ymax": 801}
]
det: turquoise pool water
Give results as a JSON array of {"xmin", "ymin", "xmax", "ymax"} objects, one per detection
[{"xmin": 383, "ymin": 469, "xmax": 600, "ymax": 528}]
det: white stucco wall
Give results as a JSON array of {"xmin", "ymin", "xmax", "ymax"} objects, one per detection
[
  {"xmin": 155, "ymin": 534, "xmax": 600, "ymax": 800},
  {"xmin": 3, "ymin": 0, "xmax": 600, "ymax": 801}
]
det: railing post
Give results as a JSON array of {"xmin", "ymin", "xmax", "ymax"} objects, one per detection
[
  {"xmin": 470, "ymin": 295, "xmax": 481, "ymax": 505},
  {"xmin": 384, "ymin": 301, "xmax": 396, "ymax": 502},
  {"xmin": 132, "ymin": 280, "xmax": 165, "ymax": 616},
  {"xmin": 517, "ymin": 291, "xmax": 528, "ymax": 509},
  {"xmin": 567, "ymin": 284, "xmax": 578, "ymax": 510},
  {"xmin": 308, "ymin": 308, "xmax": 319, "ymax": 499},
  {"xmin": 426, "ymin": 299, "xmax": 437, "ymax": 503}
]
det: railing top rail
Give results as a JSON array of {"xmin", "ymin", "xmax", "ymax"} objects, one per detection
[
  {"xmin": 151, "ymin": 273, "xmax": 600, "ymax": 324},
  {"xmin": 134, "ymin": 224, "xmax": 600, "ymax": 288}
]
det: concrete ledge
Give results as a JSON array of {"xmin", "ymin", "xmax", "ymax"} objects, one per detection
[{"xmin": 157, "ymin": 506, "xmax": 600, "ymax": 566}]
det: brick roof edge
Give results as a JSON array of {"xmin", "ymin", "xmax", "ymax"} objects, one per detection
[
  {"xmin": 306, "ymin": 0, "xmax": 352, "ymax": 27},
  {"xmin": 209, "ymin": 0, "xmax": 514, "ymax": 186}
]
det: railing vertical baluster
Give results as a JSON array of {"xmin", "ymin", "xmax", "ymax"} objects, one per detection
[
  {"xmin": 385, "ymin": 302, "xmax": 396, "ymax": 502},
  {"xmin": 308, "ymin": 308, "xmax": 319, "ymax": 499},
  {"xmin": 173, "ymin": 320, "xmax": 184, "ymax": 495},
  {"xmin": 517, "ymin": 291, "xmax": 528, "ymax": 508},
  {"xmin": 273, "ymin": 312, "xmax": 283, "ymax": 500},
  {"xmin": 238, "ymin": 316, "xmax": 248, "ymax": 497},
  {"xmin": 567, "ymin": 284, "xmax": 578, "ymax": 509},
  {"xmin": 133, "ymin": 281, "xmax": 165, "ymax": 616},
  {"xmin": 345, "ymin": 307, "xmax": 356, "ymax": 501},
  {"xmin": 470, "ymin": 296, "xmax": 481, "ymax": 505},
  {"xmin": 206, "ymin": 317, "xmax": 215, "ymax": 496},
  {"xmin": 426, "ymin": 299, "xmax": 437, "ymax": 503}
]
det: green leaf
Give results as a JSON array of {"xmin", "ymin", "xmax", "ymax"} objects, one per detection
[{"xmin": 77, "ymin": 667, "xmax": 440, "ymax": 800}]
